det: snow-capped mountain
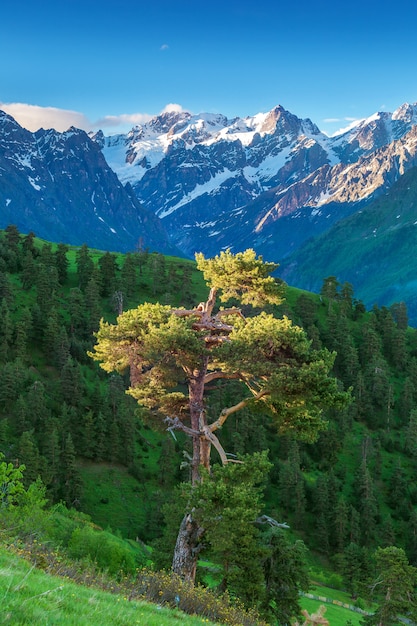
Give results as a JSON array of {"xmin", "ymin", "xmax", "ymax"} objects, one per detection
[
  {"xmin": 0, "ymin": 111, "xmax": 176, "ymax": 254},
  {"xmin": 97, "ymin": 102, "xmax": 417, "ymax": 259}
]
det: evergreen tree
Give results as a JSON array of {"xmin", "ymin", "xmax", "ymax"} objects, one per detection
[
  {"xmin": 35, "ymin": 263, "xmax": 59, "ymax": 318},
  {"xmin": 364, "ymin": 546, "xmax": 417, "ymax": 625},
  {"xmin": 405, "ymin": 408, "xmax": 417, "ymax": 462},
  {"xmin": 333, "ymin": 497, "xmax": 349, "ymax": 553},
  {"xmin": 60, "ymin": 357, "xmax": 82, "ymax": 408},
  {"xmin": 14, "ymin": 307, "xmax": 32, "ymax": 362},
  {"xmin": 85, "ymin": 273, "xmax": 102, "ymax": 332},
  {"xmin": 76, "ymin": 243, "xmax": 94, "ymax": 291},
  {"xmin": 22, "ymin": 231, "xmax": 37, "ymax": 257},
  {"xmin": 21, "ymin": 250, "xmax": 37, "ymax": 290},
  {"xmin": 341, "ymin": 542, "xmax": 367, "ymax": 599},
  {"xmin": 390, "ymin": 301, "xmax": 409, "ymax": 330},
  {"xmin": 98, "ymin": 251, "xmax": 118, "ymax": 297},
  {"xmin": 193, "ymin": 452, "xmax": 271, "ymax": 605},
  {"xmin": 294, "ymin": 293, "xmax": 318, "ymax": 328},
  {"xmin": 387, "ymin": 459, "xmax": 410, "ymax": 519},
  {"xmin": 18, "ymin": 430, "xmax": 42, "ymax": 487},
  {"xmin": 41, "ymin": 419, "xmax": 61, "ymax": 498},
  {"xmin": 4, "ymin": 224, "xmax": 21, "ymax": 271},
  {"xmin": 89, "ymin": 248, "xmax": 349, "ymax": 582},
  {"xmin": 68, "ymin": 288, "xmax": 87, "ymax": 336},
  {"xmin": 55, "ymin": 243, "xmax": 69, "ymax": 284},
  {"xmin": 150, "ymin": 253, "xmax": 167, "ymax": 295},
  {"xmin": 0, "ymin": 298, "xmax": 12, "ymax": 362},
  {"xmin": 26, "ymin": 380, "xmax": 50, "ymax": 432},
  {"xmin": 13, "ymin": 394, "xmax": 30, "ymax": 436},
  {"xmin": 314, "ymin": 474, "xmax": 330, "ymax": 554},
  {"xmin": 0, "ymin": 270, "xmax": 13, "ymax": 304},
  {"xmin": 60, "ymin": 433, "xmax": 82, "ymax": 508},
  {"xmin": 355, "ymin": 460, "xmax": 378, "ymax": 546},
  {"xmin": 120, "ymin": 252, "xmax": 138, "ymax": 298},
  {"xmin": 320, "ymin": 276, "xmax": 340, "ymax": 311},
  {"xmin": 262, "ymin": 527, "xmax": 310, "ymax": 625}
]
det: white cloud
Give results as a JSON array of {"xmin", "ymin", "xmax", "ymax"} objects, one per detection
[
  {"xmin": 160, "ymin": 43, "xmax": 169, "ymax": 51},
  {"xmin": 321, "ymin": 115, "xmax": 364, "ymax": 137},
  {"xmin": 94, "ymin": 112, "xmax": 154, "ymax": 129},
  {"xmin": 323, "ymin": 116, "xmax": 360, "ymax": 124},
  {"xmin": 0, "ymin": 102, "xmax": 92, "ymax": 132},
  {"xmin": 0, "ymin": 101, "xmax": 190, "ymax": 135},
  {"xmin": 161, "ymin": 103, "xmax": 185, "ymax": 114}
]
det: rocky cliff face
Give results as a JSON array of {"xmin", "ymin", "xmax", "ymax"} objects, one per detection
[{"xmin": 0, "ymin": 112, "xmax": 176, "ymax": 254}]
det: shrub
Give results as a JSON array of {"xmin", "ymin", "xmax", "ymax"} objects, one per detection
[
  {"xmin": 132, "ymin": 568, "xmax": 268, "ymax": 626},
  {"xmin": 68, "ymin": 526, "xmax": 137, "ymax": 575}
]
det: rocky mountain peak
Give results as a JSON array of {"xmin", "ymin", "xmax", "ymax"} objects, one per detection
[{"xmin": 392, "ymin": 101, "xmax": 417, "ymax": 123}]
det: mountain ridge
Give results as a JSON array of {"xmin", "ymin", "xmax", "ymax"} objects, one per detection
[
  {"xmin": 4, "ymin": 101, "xmax": 417, "ymax": 317},
  {"xmin": 0, "ymin": 111, "xmax": 177, "ymax": 254},
  {"xmin": 97, "ymin": 101, "xmax": 417, "ymax": 261}
]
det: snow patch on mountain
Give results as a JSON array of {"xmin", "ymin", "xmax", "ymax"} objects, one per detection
[{"xmin": 158, "ymin": 168, "xmax": 234, "ymax": 218}]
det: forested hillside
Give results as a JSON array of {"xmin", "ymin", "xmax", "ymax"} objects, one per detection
[{"xmin": 2, "ymin": 224, "xmax": 417, "ymax": 622}]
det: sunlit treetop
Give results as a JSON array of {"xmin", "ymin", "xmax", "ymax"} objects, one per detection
[{"xmin": 195, "ymin": 249, "xmax": 284, "ymax": 307}]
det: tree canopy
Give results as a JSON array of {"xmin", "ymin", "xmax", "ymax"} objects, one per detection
[
  {"xmin": 89, "ymin": 249, "xmax": 348, "ymax": 477},
  {"xmin": 89, "ymin": 248, "xmax": 350, "ymax": 582}
]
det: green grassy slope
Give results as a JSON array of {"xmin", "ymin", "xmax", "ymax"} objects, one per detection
[{"xmin": 0, "ymin": 547, "xmax": 218, "ymax": 626}]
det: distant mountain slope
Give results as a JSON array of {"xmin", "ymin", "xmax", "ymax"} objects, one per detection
[
  {"xmin": 98, "ymin": 102, "xmax": 417, "ymax": 259},
  {"xmin": 278, "ymin": 165, "xmax": 417, "ymax": 323},
  {"xmin": 0, "ymin": 112, "xmax": 177, "ymax": 254}
]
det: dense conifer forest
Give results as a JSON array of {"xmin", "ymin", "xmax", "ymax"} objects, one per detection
[{"xmin": 2, "ymin": 224, "xmax": 417, "ymax": 623}]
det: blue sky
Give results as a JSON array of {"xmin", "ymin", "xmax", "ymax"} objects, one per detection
[{"xmin": 2, "ymin": 0, "xmax": 417, "ymax": 135}]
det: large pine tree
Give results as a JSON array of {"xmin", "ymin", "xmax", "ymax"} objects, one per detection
[{"xmin": 89, "ymin": 249, "xmax": 349, "ymax": 581}]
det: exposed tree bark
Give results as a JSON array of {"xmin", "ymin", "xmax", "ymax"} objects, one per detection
[{"xmin": 171, "ymin": 512, "xmax": 204, "ymax": 582}]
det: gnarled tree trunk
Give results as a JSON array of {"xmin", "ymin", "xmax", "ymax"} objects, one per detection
[{"xmin": 171, "ymin": 511, "xmax": 204, "ymax": 581}]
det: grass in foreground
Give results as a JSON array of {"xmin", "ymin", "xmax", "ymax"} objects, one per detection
[
  {"xmin": 0, "ymin": 547, "xmax": 217, "ymax": 626},
  {"xmin": 300, "ymin": 597, "xmax": 363, "ymax": 626}
]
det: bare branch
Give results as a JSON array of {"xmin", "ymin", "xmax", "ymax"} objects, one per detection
[
  {"xmin": 201, "ymin": 426, "xmax": 243, "ymax": 465},
  {"xmin": 255, "ymin": 515, "xmax": 290, "ymax": 528},
  {"xmin": 204, "ymin": 371, "xmax": 242, "ymax": 384},
  {"xmin": 171, "ymin": 308, "xmax": 203, "ymax": 318},
  {"xmin": 209, "ymin": 389, "xmax": 270, "ymax": 432},
  {"xmin": 192, "ymin": 321, "xmax": 233, "ymax": 333},
  {"xmin": 164, "ymin": 416, "xmax": 200, "ymax": 438},
  {"xmin": 214, "ymin": 308, "xmax": 246, "ymax": 322}
]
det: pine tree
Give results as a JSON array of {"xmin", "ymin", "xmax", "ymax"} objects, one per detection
[
  {"xmin": 21, "ymin": 250, "xmax": 37, "ymax": 290},
  {"xmin": 333, "ymin": 497, "xmax": 349, "ymax": 553},
  {"xmin": 60, "ymin": 433, "xmax": 82, "ymax": 508},
  {"xmin": 262, "ymin": 527, "xmax": 310, "ymax": 625},
  {"xmin": 55, "ymin": 243, "xmax": 69, "ymax": 284},
  {"xmin": 18, "ymin": 430, "xmax": 41, "ymax": 487},
  {"xmin": 60, "ymin": 357, "xmax": 82, "ymax": 408},
  {"xmin": 0, "ymin": 298, "xmax": 12, "ymax": 362},
  {"xmin": 355, "ymin": 460, "xmax": 378, "ymax": 546},
  {"xmin": 98, "ymin": 251, "xmax": 118, "ymax": 297},
  {"xmin": 85, "ymin": 273, "xmax": 102, "ymax": 332},
  {"xmin": 365, "ymin": 546, "xmax": 417, "ymax": 625},
  {"xmin": 14, "ymin": 307, "xmax": 32, "ymax": 362},
  {"xmin": 26, "ymin": 380, "xmax": 50, "ymax": 432},
  {"xmin": 22, "ymin": 231, "xmax": 37, "ymax": 257},
  {"xmin": 89, "ymin": 248, "xmax": 350, "ymax": 582},
  {"xmin": 342, "ymin": 542, "xmax": 366, "ymax": 599},
  {"xmin": 120, "ymin": 253, "xmax": 138, "ymax": 298},
  {"xmin": 76, "ymin": 243, "xmax": 94, "ymax": 291}
]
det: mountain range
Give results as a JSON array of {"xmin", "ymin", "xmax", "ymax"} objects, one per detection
[
  {"xmin": 0, "ymin": 111, "xmax": 177, "ymax": 255},
  {"xmin": 2, "ymin": 102, "xmax": 417, "ymax": 320}
]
